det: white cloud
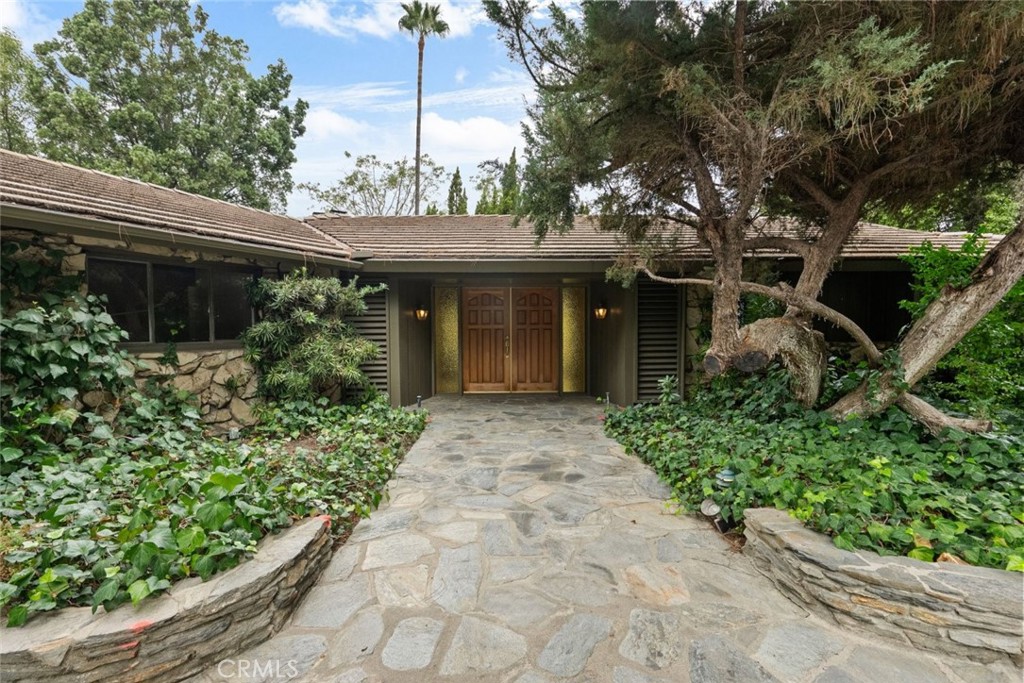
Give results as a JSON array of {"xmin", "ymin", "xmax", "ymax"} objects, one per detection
[
  {"xmin": 294, "ymin": 69, "xmax": 534, "ymax": 114},
  {"xmin": 294, "ymin": 81, "xmax": 410, "ymax": 108},
  {"xmin": 273, "ymin": 0, "xmax": 486, "ymax": 40},
  {"xmin": 303, "ymin": 108, "xmax": 371, "ymax": 141},
  {"xmin": 419, "ymin": 112, "xmax": 524, "ymax": 167},
  {"xmin": 1, "ymin": 0, "xmax": 62, "ymax": 45},
  {"xmin": 454, "ymin": 66, "xmax": 468, "ymax": 84}
]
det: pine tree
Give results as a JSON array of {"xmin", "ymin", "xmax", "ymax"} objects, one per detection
[
  {"xmin": 446, "ymin": 167, "xmax": 468, "ymax": 214},
  {"xmin": 498, "ymin": 148, "xmax": 520, "ymax": 214}
]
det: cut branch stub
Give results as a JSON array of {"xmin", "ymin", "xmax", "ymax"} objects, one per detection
[{"xmin": 737, "ymin": 317, "xmax": 827, "ymax": 407}]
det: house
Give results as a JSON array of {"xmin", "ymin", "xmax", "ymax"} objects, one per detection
[{"xmin": 0, "ymin": 150, "xmax": 980, "ymax": 425}]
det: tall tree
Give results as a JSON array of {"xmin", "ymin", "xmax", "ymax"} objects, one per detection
[
  {"xmin": 0, "ymin": 30, "xmax": 36, "ymax": 153},
  {"xmin": 28, "ymin": 0, "xmax": 307, "ymax": 212},
  {"xmin": 486, "ymin": 0, "xmax": 1024, "ymax": 430},
  {"xmin": 473, "ymin": 148, "xmax": 522, "ymax": 214},
  {"xmin": 447, "ymin": 167, "xmax": 469, "ymax": 214},
  {"xmin": 300, "ymin": 152, "xmax": 446, "ymax": 216},
  {"xmin": 398, "ymin": 1, "xmax": 450, "ymax": 215}
]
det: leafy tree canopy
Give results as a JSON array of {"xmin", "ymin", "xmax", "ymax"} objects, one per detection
[
  {"xmin": 300, "ymin": 152, "xmax": 447, "ymax": 216},
  {"xmin": 486, "ymin": 0, "xmax": 1024, "ymax": 430},
  {"xmin": 0, "ymin": 30, "xmax": 36, "ymax": 154},
  {"xmin": 27, "ymin": 0, "xmax": 307, "ymax": 212}
]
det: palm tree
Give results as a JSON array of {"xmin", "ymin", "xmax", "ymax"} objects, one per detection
[{"xmin": 398, "ymin": 1, "xmax": 449, "ymax": 215}]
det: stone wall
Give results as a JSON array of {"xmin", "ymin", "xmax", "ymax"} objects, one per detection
[
  {"xmin": 136, "ymin": 350, "xmax": 258, "ymax": 429},
  {"xmin": 2, "ymin": 228, "xmax": 265, "ymax": 430},
  {"xmin": 0, "ymin": 517, "xmax": 333, "ymax": 683},
  {"xmin": 743, "ymin": 508, "xmax": 1023, "ymax": 667}
]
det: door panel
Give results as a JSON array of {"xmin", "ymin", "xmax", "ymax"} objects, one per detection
[
  {"xmin": 462, "ymin": 288, "xmax": 509, "ymax": 391},
  {"xmin": 511, "ymin": 288, "xmax": 558, "ymax": 391}
]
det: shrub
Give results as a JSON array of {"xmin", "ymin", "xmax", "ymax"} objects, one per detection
[
  {"xmin": 606, "ymin": 368, "xmax": 1024, "ymax": 572},
  {"xmin": 242, "ymin": 270, "xmax": 384, "ymax": 401},
  {"xmin": 0, "ymin": 396, "xmax": 425, "ymax": 626},
  {"xmin": 900, "ymin": 235, "xmax": 1024, "ymax": 419},
  {"xmin": 0, "ymin": 249, "xmax": 426, "ymax": 626}
]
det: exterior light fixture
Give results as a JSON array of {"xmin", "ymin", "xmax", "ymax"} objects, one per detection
[
  {"xmin": 701, "ymin": 467, "xmax": 737, "ymax": 533},
  {"xmin": 593, "ymin": 304, "xmax": 609, "ymax": 320},
  {"xmin": 415, "ymin": 306, "xmax": 429, "ymax": 321},
  {"xmin": 715, "ymin": 468, "xmax": 736, "ymax": 489}
]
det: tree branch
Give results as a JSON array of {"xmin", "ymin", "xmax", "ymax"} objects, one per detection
[
  {"xmin": 639, "ymin": 267, "xmax": 882, "ymax": 364},
  {"xmin": 896, "ymin": 394, "xmax": 992, "ymax": 435},
  {"xmin": 784, "ymin": 170, "xmax": 837, "ymax": 212}
]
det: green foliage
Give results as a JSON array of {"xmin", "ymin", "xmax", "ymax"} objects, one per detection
[
  {"xmin": 0, "ymin": 242, "xmax": 426, "ymax": 626},
  {"xmin": 866, "ymin": 176, "xmax": 1021, "ymax": 234},
  {"xmin": 0, "ymin": 30, "xmax": 36, "ymax": 153},
  {"xmin": 300, "ymin": 152, "xmax": 446, "ymax": 216},
  {"xmin": 0, "ymin": 395, "xmax": 425, "ymax": 625},
  {"xmin": 447, "ymin": 166, "xmax": 469, "ymax": 215},
  {"xmin": 26, "ymin": 0, "xmax": 307, "ymax": 211},
  {"xmin": 242, "ymin": 270, "xmax": 383, "ymax": 401},
  {"xmin": 606, "ymin": 367, "xmax": 1024, "ymax": 572},
  {"xmin": 398, "ymin": 1, "xmax": 450, "ymax": 39},
  {"xmin": 900, "ymin": 236, "xmax": 1024, "ymax": 418},
  {"xmin": 474, "ymin": 148, "xmax": 521, "ymax": 215},
  {"xmin": 1, "ymin": 242, "xmax": 137, "ymax": 470}
]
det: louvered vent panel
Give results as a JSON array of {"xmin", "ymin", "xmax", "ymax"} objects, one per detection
[
  {"xmin": 348, "ymin": 280, "xmax": 389, "ymax": 393},
  {"xmin": 637, "ymin": 276, "xmax": 681, "ymax": 402}
]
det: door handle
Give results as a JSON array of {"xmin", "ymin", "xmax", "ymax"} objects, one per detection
[{"xmin": 504, "ymin": 335, "xmax": 510, "ymax": 358}]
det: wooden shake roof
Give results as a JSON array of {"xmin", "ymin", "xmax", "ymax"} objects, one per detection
[
  {"xmin": 309, "ymin": 213, "xmax": 991, "ymax": 262},
  {"xmin": 0, "ymin": 150, "xmax": 354, "ymax": 262}
]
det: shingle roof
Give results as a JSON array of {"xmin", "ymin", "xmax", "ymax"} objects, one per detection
[
  {"xmin": 0, "ymin": 150, "xmax": 354, "ymax": 262},
  {"xmin": 307, "ymin": 214, "xmax": 621, "ymax": 260},
  {"xmin": 308, "ymin": 214, "xmax": 993, "ymax": 262}
]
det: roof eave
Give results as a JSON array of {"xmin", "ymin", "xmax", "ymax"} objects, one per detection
[{"xmin": 1, "ymin": 203, "xmax": 363, "ymax": 270}]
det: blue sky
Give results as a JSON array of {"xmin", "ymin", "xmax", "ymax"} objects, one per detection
[{"xmin": 1, "ymin": 0, "xmax": 542, "ymax": 216}]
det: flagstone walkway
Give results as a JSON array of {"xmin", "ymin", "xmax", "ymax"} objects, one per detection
[{"xmin": 194, "ymin": 396, "xmax": 1014, "ymax": 683}]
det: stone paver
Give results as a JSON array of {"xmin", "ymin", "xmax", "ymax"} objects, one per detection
[{"xmin": 195, "ymin": 395, "xmax": 1015, "ymax": 682}]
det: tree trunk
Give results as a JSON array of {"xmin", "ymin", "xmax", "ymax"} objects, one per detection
[
  {"xmin": 703, "ymin": 237, "xmax": 744, "ymax": 375},
  {"xmin": 829, "ymin": 221, "xmax": 1024, "ymax": 425},
  {"xmin": 787, "ymin": 187, "xmax": 867, "ymax": 318},
  {"xmin": 735, "ymin": 317, "xmax": 827, "ymax": 406},
  {"xmin": 414, "ymin": 34, "xmax": 424, "ymax": 215}
]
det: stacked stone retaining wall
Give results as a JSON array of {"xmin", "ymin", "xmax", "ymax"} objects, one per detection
[
  {"xmin": 0, "ymin": 517, "xmax": 333, "ymax": 683},
  {"xmin": 743, "ymin": 507, "xmax": 1023, "ymax": 667}
]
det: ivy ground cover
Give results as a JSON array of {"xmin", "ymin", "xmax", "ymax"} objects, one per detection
[
  {"xmin": 0, "ymin": 397, "xmax": 425, "ymax": 626},
  {"xmin": 605, "ymin": 373, "xmax": 1024, "ymax": 572}
]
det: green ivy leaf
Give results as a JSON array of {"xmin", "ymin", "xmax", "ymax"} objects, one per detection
[
  {"xmin": 91, "ymin": 578, "xmax": 120, "ymax": 610},
  {"xmin": 208, "ymin": 470, "xmax": 245, "ymax": 494},
  {"xmin": 175, "ymin": 526, "xmax": 206, "ymax": 554},
  {"xmin": 6, "ymin": 605, "xmax": 28, "ymax": 627},
  {"xmin": 907, "ymin": 547, "xmax": 935, "ymax": 562},
  {"xmin": 126, "ymin": 578, "xmax": 151, "ymax": 605},
  {"xmin": 145, "ymin": 526, "xmax": 175, "ymax": 550},
  {"xmin": 195, "ymin": 500, "xmax": 232, "ymax": 531}
]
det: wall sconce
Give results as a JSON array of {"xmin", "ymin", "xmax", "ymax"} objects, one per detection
[
  {"xmin": 593, "ymin": 304, "xmax": 609, "ymax": 320},
  {"xmin": 415, "ymin": 306, "xmax": 429, "ymax": 321}
]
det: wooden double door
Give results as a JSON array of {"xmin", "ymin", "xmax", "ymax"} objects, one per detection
[{"xmin": 462, "ymin": 287, "xmax": 558, "ymax": 392}]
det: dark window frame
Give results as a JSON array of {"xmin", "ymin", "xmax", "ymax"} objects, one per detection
[{"xmin": 86, "ymin": 254, "xmax": 257, "ymax": 348}]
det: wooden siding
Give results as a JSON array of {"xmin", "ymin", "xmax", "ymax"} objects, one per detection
[
  {"xmin": 637, "ymin": 277, "xmax": 681, "ymax": 402},
  {"xmin": 350, "ymin": 281, "xmax": 389, "ymax": 393}
]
